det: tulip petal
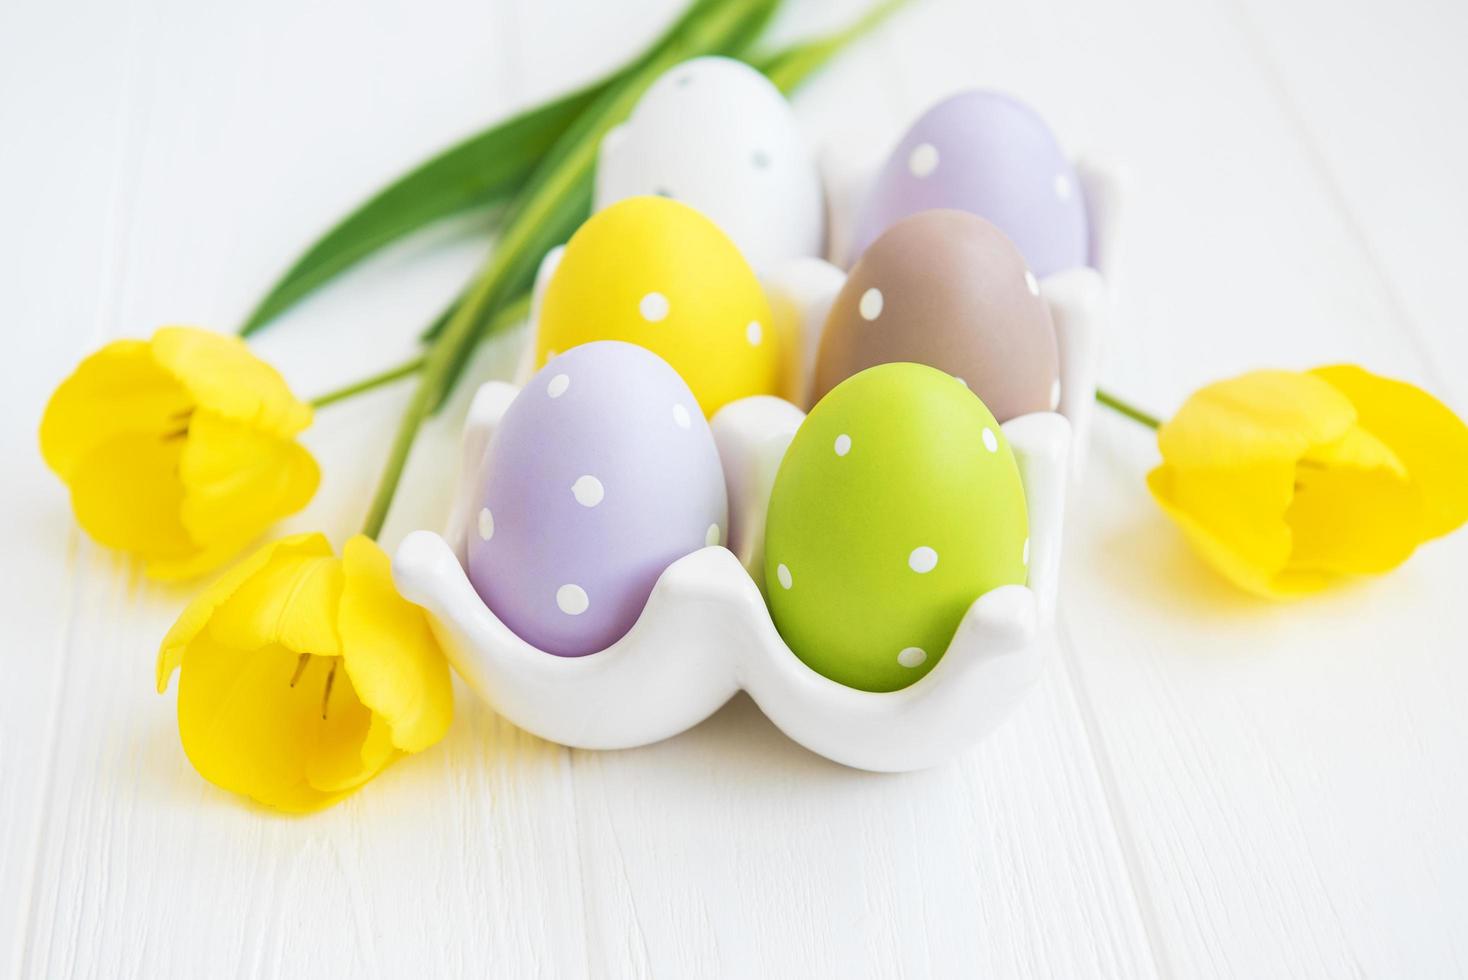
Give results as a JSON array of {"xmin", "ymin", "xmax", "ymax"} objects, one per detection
[
  {"xmin": 1312, "ymin": 365, "xmax": 1468, "ymax": 541},
  {"xmin": 1150, "ymin": 371, "xmax": 1362, "ymax": 598},
  {"xmin": 338, "ymin": 535, "xmax": 453, "ymax": 752},
  {"xmin": 150, "ymin": 327, "xmax": 312, "ymax": 438},
  {"xmin": 177, "ymin": 638, "xmax": 363, "ymax": 813},
  {"xmin": 178, "ymin": 411, "xmax": 320, "ymax": 552},
  {"xmin": 157, "ymin": 532, "xmax": 332, "ymax": 692},
  {"xmin": 1285, "ymin": 426, "xmax": 1421, "ymax": 577},
  {"xmin": 67, "ymin": 433, "xmax": 195, "ymax": 561},
  {"xmin": 209, "ymin": 551, "xmax": 344, "ymax": 657},
  {"xmin": 39, "ymin": 339, "xmax": 192, "ymax": 479},
  {"xmin": 1148, "ymin": 464, "xmax": 1321, "ymax": 596},
  {"xmin": 1158, "ymin": 370, "xmax": 1357, "ymax": 468},
  {"xmin": 303, "ymin": 661, "xmax": 398, "ymax": 795}
]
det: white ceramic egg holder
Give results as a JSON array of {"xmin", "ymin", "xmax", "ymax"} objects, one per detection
[{"xmin": 392, "ymin": 161, "xmax": 1122, "ymax": 772}]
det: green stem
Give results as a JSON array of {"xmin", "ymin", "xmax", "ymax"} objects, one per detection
[
  {"xmin": 305, "ymin": 291, "xmax": 532, "ymax": 410},
  {"xmin": 309, "ymin": 356, "xmax": 425, "ymax": 409},
  {"xmin": 1095, "ymin": 387, "xmax": 1163, "ymax": 430},
  {"xmin": 358, "ymin": 0, "xmax": 768, "ymax": 541}
]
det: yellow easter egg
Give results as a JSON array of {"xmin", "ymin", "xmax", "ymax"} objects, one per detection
[{"xmin": 536, "ymin": 195, "xmax": 779, "ymax": 416}]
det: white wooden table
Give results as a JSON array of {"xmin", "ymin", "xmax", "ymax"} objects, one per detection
[{"xmin": 4, "ymin": 0, "xmax": 1466, "ymax": 975}]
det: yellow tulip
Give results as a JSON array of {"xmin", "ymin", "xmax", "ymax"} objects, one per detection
[
  {"xmin": 39, "ymin": 327, "xmax": 319, "ymax": 580},
  {"xmin": 1142, "ymin": 366, "xmax": 1468, "ymax": 597},
  {"xmin": 156, "ymin": 532, "xmax": 454, "ymax": 812}
]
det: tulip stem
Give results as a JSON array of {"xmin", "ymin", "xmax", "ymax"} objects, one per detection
[
  {"xmin": 304, "ymin": 292, "xmax": 534, "ymax": 410},
  {"xmin": 1095, "ymin": 387, "xmax": 1162, "ymax": 430},
  {"xmin": 309, "ymin": 356, "xmax": 425, "ymax": 409}
]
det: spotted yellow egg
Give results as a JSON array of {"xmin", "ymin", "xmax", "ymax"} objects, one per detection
[{"xmin": 535, "ymin": 195, "xmax": 779, "ymax": 416}]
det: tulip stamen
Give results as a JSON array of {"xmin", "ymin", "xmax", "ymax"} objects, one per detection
[
  {"xmin": 162, "ymin": 408, "xmax": 194, "ymax": 441},
  {"xmin": 321, "ymin": 660, "xmax": 338, "ymax": 720},
  {"xmin": 288, "ymin": 651, "xmax": 311, "ymax": 687}
]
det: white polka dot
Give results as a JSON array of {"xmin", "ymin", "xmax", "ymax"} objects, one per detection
[
  {"xmin": 908, "ymin": 142, "xmax": 939, "ymax": 178},
  {"xmin": 705, "ymin": 523, "xmax": 721, "ymax": 547},
  {"xmin": 982, "ymin": 427, "xmax": 999, "ymax": 453},
  {"xmin": 556, "ymin": 584, "xmax": 588, "ymax": 616},
  {"xmin": 572, "ymin": 475, "xmax": 604, "ymax": 508},
  {"xmin": 1054, "ymin": 173, "xmax": 1072, "ymax": 199},
  {"xmin": 776, "ymin": 563, "xmax": 793, "ymax": 590},
  {"xmin": 908, "ymin": 546, "xmax": 938, "ymax": 574},
  {"xmin": 834, "ymin": 433, "xmax": 852, "ymax": 456},
  {"xmin": 859, "ymin": 287, "xmax": 884, "ymax": 321},
  {"xmin": 1023, "ymin": 537, "xmax": 1030, "ymax": 566},
  {"xmin": 1050, "ymin": 378, "xmax": 1062, "ymax": 410},
  {"xmin": 547, "ymin": 373, "xmax": 570, "ymax": 398},
  {"xmin": 1024, "ymin": 269, "xmax": 1039, "ymax": 296},
  {"xmin": 477, "ymin": 508, "xmax": 495, "ymax": 541},
  {"xmin": 672, "ymin": 403, "xmax": 691, "ymax": 429},
  {"xmin": 746, "ymin": 320, "xmax": 762, "ymax": 346},
  {"xmin": 898, "ymin": 647, "xmax": 927, "ymax": 668},
  {"xmin": 639, "ymin": 291, "xmax": 670, "ymax": 322}
]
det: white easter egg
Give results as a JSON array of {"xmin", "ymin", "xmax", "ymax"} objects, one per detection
[{"xmin": 595, "ymin": 56, "xmax": 825, "ymax": 271}]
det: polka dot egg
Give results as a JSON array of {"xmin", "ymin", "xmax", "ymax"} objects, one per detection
[
  {"xmin": 535, "ymin": 195, "xmax": 779, "ymax": 417},
  {"xmin": 764, "ymin": 362, "xmax": 1028, "ymax": 692},
  {"xmin": 468, "ymin": 341, "xmax": 728, "ymax": 657},
  {"xmin": 850, "ymin": 90, "xmax": 1088, "ymax": 277},
  {"xmin": 595, "ymin": 56, "xmax": 824, "ymax": 271},
  {"xmin": 813, "ymin": 210, "xmax": 1060, "ymax": 422}
]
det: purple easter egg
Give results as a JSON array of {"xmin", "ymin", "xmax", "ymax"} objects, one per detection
[
  {"xmin": 850, "ymin": 91, "xmax": 1088, "ymax": 277},
  {"xmin": 467, "ymin": 341, "xmax": 728, "ymax": 657}
]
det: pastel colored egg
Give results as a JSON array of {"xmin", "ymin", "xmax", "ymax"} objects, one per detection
[
  {"xmin": 764, "ymin": 362, "xmax": 1028, "ymax": 693},
  {"xmin": 536, "ymin": 195, "xmax": 780, "ymax": 416},
  {"xmin": 850, "ymin": 90, "xmax": 1088, "ymax": 277},
  {"xmin": 596, "ymin": 56, "xmax": 824, "ymax": 271},
  {"xmin": 813, "ymin": 209, "xmax": 1060, "ymax": 422},
  {"xmin": 468, "ymin": 341, "xmax": 728, "ymax": 657}
]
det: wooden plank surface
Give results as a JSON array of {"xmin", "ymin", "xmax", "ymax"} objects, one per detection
[{"xmin": 1, "ymin": 0, "xmax": 1464, "ymax": 976}]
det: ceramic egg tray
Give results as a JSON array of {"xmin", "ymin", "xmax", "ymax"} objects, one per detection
[{"xmin": 392, "ymin": 160, "xmax": 1122, "ymax": 772}]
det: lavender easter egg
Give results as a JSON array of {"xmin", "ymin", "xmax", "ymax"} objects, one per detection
[
  {"xmin": 814, "ymin": 210, "xmax": 1059, "ymax": 422},
  {"xmin": 467, "ymin": 342, "xmax": 728, "ymax": 657},
  {"xmin": 850, "ymin": 91, "xmax": 1088, "ymax": 276},
  {"xmin": 596, "ymin": 57, "xmax": 824, "ymax": 271}
]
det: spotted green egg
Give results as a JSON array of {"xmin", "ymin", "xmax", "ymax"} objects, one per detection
[{"xmin": 764, "ymin": 362, "xmax": 1029, "ymax": 692}]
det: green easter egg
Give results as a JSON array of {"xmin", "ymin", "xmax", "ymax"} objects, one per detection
[{"xmin": 764, "ymin": 362, "xmax": 1029, "ymax": 692}]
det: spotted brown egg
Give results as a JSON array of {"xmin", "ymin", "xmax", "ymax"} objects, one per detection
[
  {"xmin": 468, "ymin": 342, "xmax": 728, "ymax": 657},
  {"xmin": 764, "ymin": 362, "xmax": 1029, "ymax": 693},
  {"xmin": 812, "ymin": 209, "xmax": 1060, "ymax": 422}
]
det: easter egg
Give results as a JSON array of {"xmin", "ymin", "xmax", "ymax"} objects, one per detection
[
  {"xmin": 851, "ymin": 90, "xmax": 1088, "ymax": 277},
  {"xmin": 535, "ymin": 195, "xmax": 779, "ymax": 416},
  {"xmin": 764, "ymin": 362, "xmax": 1028, "ymax": 692},
  {"xmin": 468, "ymin": 341, "xmax": 728, "ymax": 657},
  {"xmin": 596, "ymin": 56, "xmax": 824, "ymax": 271},
  {"xmin": 813, "ymin": 209, "xmax": 1060, "ymax": 422}
]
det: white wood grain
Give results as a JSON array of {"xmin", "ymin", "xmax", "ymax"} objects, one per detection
[
  {"xmin": 908, "ymin": 0, "xmax": 1468, "ymax": 975},
  {"xmin": 3, "ymin": 0, "xmax": 1466, "ymax": 976}
]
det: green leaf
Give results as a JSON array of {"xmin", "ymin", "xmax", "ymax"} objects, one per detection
[{"xmin": 238, "ymin": 83, "xmax": 601, "ymax": 336}]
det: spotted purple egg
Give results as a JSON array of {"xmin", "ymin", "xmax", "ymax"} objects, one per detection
[
  {"xmin": 850, "ymin": 91, "xmax": 1088, "ymax": 277},
  {"xmin": 467, "ymin": 341, "xmax": 728, "ymax": 657}
]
